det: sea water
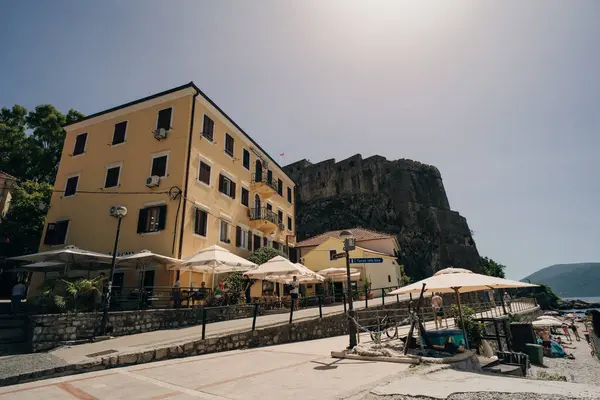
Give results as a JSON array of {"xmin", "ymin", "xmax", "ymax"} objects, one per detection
[{"xmin": 561, "ymin": 296, "xmax": 600, "ymax": 315}]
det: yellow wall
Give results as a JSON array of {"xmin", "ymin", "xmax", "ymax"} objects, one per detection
[
  {"xmin": 30, "ymin": 86, "xmax": 296, "ymax": 297},
  {"xmin": 0, "ymin": 175, "xmax": 15, "ymax": 220},
  {"xmin": 300, "ymin": 237, "xmax": 399, "ymax": 295}
]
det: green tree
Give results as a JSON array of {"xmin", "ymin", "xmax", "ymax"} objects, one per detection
[
  {"xmin": 480, "ymin": 257, "xmax": 506, "ymax": 278},
  {"xmin": 0, "ymin": 104, "xmax": 84, "ymax": 183},
  {"xmin": 0, "ymin": 181, "xmax": 53, "ymax": 258},
  {"xmin": 248, "ymin": 247, "xmax": 288, "ymax": 265}
]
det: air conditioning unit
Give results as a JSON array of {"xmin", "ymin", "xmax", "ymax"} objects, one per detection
[
  {"xmin": 153, "ymin": 128, "xmax": 168, "ymax": 140},
  {"xmin": 146, "ymin": 175, "xmax": 160, "ymax": 187}
]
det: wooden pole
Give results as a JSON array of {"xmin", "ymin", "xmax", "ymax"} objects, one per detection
[{"xmin": 454, "ymin": 287, "xmax": 469, "ymax": 350}]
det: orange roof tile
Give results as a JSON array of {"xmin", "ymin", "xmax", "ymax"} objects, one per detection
[
  {"xmin": 0, "ymin": 171, "xmax": 16, "ymax": 180},
  {"xmin": 295, "ymin": 228, "xmax": 395, "ymax": 248}
]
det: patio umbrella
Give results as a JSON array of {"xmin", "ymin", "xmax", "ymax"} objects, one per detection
[
  {"xmin": 9, "ymin": 245, "xmax": 114, "ymax": 275},
  {"xmin": 266, "ymin": 263, "xmax": 325, "ymax": 284},
  {"xmin": 536, "ymin": 316, "xmax": 562, "ymax": 324},
  {"xmin": 170, "ymin": 245, "xmax": 256, "ymax": 288},
  {"xmin": 389, "ymin": 267, "xmax": 538, "ymax": 349},
  {"xmin": 245, "ymin": 256, "xmax": 302, "ymax": 279},
  {"xmin": 318, "ymin": 267, "xmax": 361, "ymax": 282},
  {"xmin": 118, "ymin": 250, "xmax": 182, "ymax": 289}
]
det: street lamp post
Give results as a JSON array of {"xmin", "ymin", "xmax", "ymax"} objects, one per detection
[
  {"xmin": 340, "ymin": 230, "xmax": 357, "ymax": 349},
  {"xmin": 100, "ymin": 206, "xmax": 127, "ymax": 336}
]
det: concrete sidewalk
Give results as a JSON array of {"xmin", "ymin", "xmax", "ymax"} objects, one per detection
[{"xmin": 2, "ymin": 333, "xmax": 599, "ymax": 400}]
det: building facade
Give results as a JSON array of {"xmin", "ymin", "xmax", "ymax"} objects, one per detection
[
  {"xmin": 295, "ymin": 228, "xmax": 402, "ymax": 296},
  {"xmin": 29, "ymin": 83, "xmax": 296, "ymax": 295}
]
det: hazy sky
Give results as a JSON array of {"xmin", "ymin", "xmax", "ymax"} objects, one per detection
[{"xmin": 1, "ymin": 1, "xmax": 599, "ymax": 279}]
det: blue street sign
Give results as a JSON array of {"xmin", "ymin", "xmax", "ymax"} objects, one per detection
[{"xmin": 349, "ymin": 258, "xmax": 383, "ymax": 264}]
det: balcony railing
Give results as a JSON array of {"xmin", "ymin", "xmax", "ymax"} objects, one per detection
[
  {"xmin": 251, "ymin": 173, "xmax": 278, "ymax": 192},
  {"xmin": 249, "ymin": 207, "xmax": 281, "ymax": 226}
]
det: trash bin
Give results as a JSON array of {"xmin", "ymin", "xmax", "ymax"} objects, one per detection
[{"xmin": 524, "ymin": 343, "xmax": 543, "ymax": 365}]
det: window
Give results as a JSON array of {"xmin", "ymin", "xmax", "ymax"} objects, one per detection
[
  {"xmin": 194, "ymin": 209, "xmax": 208, "ymax": 236},
  {"xmin": 247, "ymin": 233, "xmax": 253, "ymax": 251},
  {"xmin": 329, "ymin": 250, "xmax": 336, "ymax": 261},
  {"xmin": 64, "ymin": 176, "xmax": 79, "ymax": 197},
  {"xmin": 273, "ymin": 242, "xmax": 280, "ymax": 251},
  {"xmin": 73, "ymin": 133, "xmax": 87, "ymax": 156},
  {"xmin": 137, "ymin": 205, "xmax": 167, "ymax": 233},
  {"xmin": 287, "ymin": 216, "xmax": 292, "ymax": 231},
  {"xmin": 263, "ymin": 237, "xmax": 268, "ymax": 247},
  {"xmin": 241, "ymin": 187, "xmax": 249, "ymax": 207},
  {"xmin": 242, "ymin": 149, "xmax": 250, "ymax": 170},
  {"xmin": 267, "ymin": 170, "xmax": 273, "ymax": 185},
  {"xmin": 198, "ymin": 161, "xmax": 211, "ymax": 185},
  {"xmin": 104, "ymin": 165, "xmax": 120, "ymax": 188},
  {"xmin": 219, "ymin": 220, "xmax": 230, "ymax": 243},
  {"xmin": 112, "ymin": 121, "xmax": 127, "ymax": 145},
  {"xmin": 253, "ymin": 234, "xmax": 261, "ymax": 251},
  {"xmin": 278, "ymin": 210, "xmax": 283, "ymax": 226},
  {"xmin": 43, "ymin": 220, "xmax": 69, "ymax": 245},
  {"xmin": 287, "ymin": 187, "xmax": 292, "ymax": 203},
  {"xmin": 218, "ymin": 174, "xmax": 236, "ymax": 198},
  {"xmin": 225, "ymin": 133, "xmax": 234, "ymax": 157},
  {"xmin": 388, "ymin": 275, "xmax": 391, "ymax": 283},
  {"xmin": 157, "ymin": 107, "xmax": 172, "ymax": 130},
  {"xmin": 266, "ymin": 203, "xmax": 272, "ymax": 212},
  {"xmin": 151, "ymin": 154, "xmax": 168, "ymax": 177},
  {"xmin": 236, "ymin": 226, "xmax": 248, "ymax": 248},
  {"xmin": 202, "ymin": 115, "xmax": 214, "ymax": 141}
]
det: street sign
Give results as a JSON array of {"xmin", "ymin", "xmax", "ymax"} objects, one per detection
[
  {"xmin": 349, "ymin": 258, "xmax": 383, "ymax": 264},
  {"xmin": 331, "ymin": 252, "xmax": 346, "ymax": 260}
]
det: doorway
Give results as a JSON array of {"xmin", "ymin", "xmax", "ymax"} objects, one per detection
[{"xmin": 255, "ymin": 160, "xmax": 262, "ymax": 181}]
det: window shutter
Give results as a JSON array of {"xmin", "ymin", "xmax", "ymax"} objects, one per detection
[
  {"xmin": 218, "ymin": 175, "xmax": 224, "ymax": 193},
  {"xmin": 157, "ymin": 205, "xmax": 167, "ymax": 230},
  {"xmin": 157, "ymin": 108, "xmax": 172, "ymax": 130},
  {"xmin": 56, "ymin": 221, "xmax": 69, "ymax": 244},
  {"xmin": 247, "ymin": 233, "xmax": 252, "ymax": 250},
  {"xmin": 231, "ymin": 181, "xmax": 236, "ymax": 199},
  {"xmin": 236, "ymin": 226, "xmax": 242, "ymax": 247},
  {"xmin": 137, "ymin": 209, "xmax": 148, "ymax": 233}
]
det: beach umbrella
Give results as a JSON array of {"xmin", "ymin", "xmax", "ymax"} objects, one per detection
[
  {"xmin": 266, "ymin": 263, "xmax": 325, "ymax": 284},
  {"xmin": 566, "ymin": 313, "xmax": 574, "ymax": 318},
  {"xmin": 533, "ymin": 319, "xmax": 563, "ymax": 327},
  {"xmin": 536, "ymin": 316, "xmax": 562, "ymax": 324},
  {"xmin": 170, "ymin": 245, "xmax": 256, "ymax": 288},
  {"xmin": 389, "ymin": 267, "xmax": 538, "ymax": 349}
]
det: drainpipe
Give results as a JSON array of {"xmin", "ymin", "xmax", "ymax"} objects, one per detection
[{"xmin": 177, "ymin": 91, "xmax": 199, "ymax": 266}]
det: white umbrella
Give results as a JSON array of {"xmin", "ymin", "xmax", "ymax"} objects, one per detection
[
  {"xmin": 118, "ymin": 249, "xmax": 183, "ymax": 290},
  {"xmin": 21, "ymin": 261, "xmax": 65, "ymax": 270},
  {"xmin": 536, "ymin": 316, "xmax": 563, "ymax": 324},
  {"xmin": 317, "ymin": 267, "xmax": 361, "ymax": 282},
  {"xmin": 9, "ymin": 245, "xmax": 114, "ymax": 274},
  {"xmin": 389, "ymin": 267, "xmax": 538, "ymax": 349},
  {"xmin": 266, "ymin": 263, "xmax": 325, "ymax": 284},
  {"xmin": 533, "ymin": 319, "xmax": 563, "ymax": 327},
  {"xmin": 170, "ymin": 245, "xmax": 256, "ymax": 288},
  {"xmin": 245, "ymin": 256, "xmax": 301, "ymax": 279}
]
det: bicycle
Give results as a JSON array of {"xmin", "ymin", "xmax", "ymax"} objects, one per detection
[{"xmin": 369, "ymin": 311, "xmax": 399, "ymax": 343}]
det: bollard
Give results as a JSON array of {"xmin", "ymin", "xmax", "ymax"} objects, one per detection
[
  {"xmin": 289, "ymin": 299, "xmax": 295, "ymax": 324},
  {"xmin": 252, "ymin": 303, "xmax": 259, "ymax": 331},
  {"xmin": 318, "ymin": 296, "xmax": 323, "ymax": 318},
  {"xmin": 343, "ymin": 293, "xmax": 347, "ymax": 313},
  {"xmin": 201, "ymin": 307, "xmax": 207, "ymax": 340},
  {"xmin": 365, "ymin": 294, "xmax": 368, "ymax": 309},
  {"xmin": 396, "ymin": 293, "xmax": 400, "ymax": 303},
  {"xmin": 381, "ymin": 289, "xmax": 385, "ymax": 305}
]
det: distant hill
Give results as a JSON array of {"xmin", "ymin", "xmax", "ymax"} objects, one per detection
[{"xmin": 522, "ymin": 263, "xmax": 600, "ymax": 298}]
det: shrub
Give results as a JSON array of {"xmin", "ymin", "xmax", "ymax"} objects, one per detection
[{"xmin": 451, "ymin": 304, "xmax": 485, "ymax": 348}]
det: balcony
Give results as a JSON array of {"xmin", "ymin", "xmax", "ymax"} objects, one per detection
[
  {"xmin": 251, "ymin": 173, "xmax": 278, "ymax": 199},
  {"xmin": 249, "ymin": 207, "xmax": 283, "ymax": 234}
]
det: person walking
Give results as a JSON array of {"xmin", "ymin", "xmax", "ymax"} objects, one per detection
[
  {"xmin": 503, "ymin": 291, "xmax": 512, "ymax": 313},
  {"xmin": 242, "ymin": 274, "xmax": 253, "ymax": 304},
  {"xmin": 432, "ymin": 293, "xmax": 444, "ymax": 329},
  {"xmin": 290, "ymin": 276, "xmax": 300, "ymax": 310},
  {"xmin": 570, "ymin": 322, "xmax": 581, "ymax": 341},
  {"xmin": 11, "ymin": 280, "xmax": 27, "ymax": 313}
]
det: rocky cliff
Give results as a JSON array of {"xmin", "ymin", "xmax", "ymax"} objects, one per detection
[{"xmin": 284, "ymin": 154, "xmax": 481, "ymax": 280}]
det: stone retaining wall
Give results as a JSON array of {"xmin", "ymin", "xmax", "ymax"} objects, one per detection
[{"xmin": 30, "ymin": 305, "xmax": 253, "ymax": 352}]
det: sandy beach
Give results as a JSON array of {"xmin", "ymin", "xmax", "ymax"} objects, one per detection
[{"xmin": 529, "ymin": 322, "xmax": 600, "ymax": 385}]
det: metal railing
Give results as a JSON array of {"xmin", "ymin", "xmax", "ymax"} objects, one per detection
[
  {"xmin": 249, "ymin": 207, "xmax": 281, "ymax": 226},
  {"xmin": 251, "ymin": 173, "xmax": 278, "ymax": 192}
]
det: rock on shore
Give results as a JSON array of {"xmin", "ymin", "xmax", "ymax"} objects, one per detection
[{"xmin": 557, "ymin": 299, "xmax": 600, "ymax": 310}]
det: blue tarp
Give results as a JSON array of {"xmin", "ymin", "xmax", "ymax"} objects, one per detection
[{"xmin": 537, "ymin": 338, "xmax": 566, "ymax": 357}]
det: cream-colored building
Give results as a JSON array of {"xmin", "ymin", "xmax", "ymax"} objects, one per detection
[
  {"xmin": 295, "ymin": 228, "xmax": 402, "ymax": 296},
  {"xmin": 30, "ymin": 82, "xmax": 296, "ymax": 296}
]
